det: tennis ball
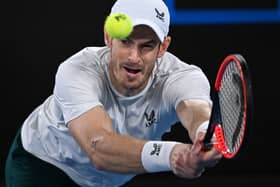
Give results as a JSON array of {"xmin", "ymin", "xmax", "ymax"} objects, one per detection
[{"xmin": 105, "ymin": 13, "xmax": 133, "ymax": 39}]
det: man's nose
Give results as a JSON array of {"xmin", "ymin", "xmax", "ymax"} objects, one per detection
[{"xmin": 128, "ymin": 46, "xmax": 141, "ymax": 63}]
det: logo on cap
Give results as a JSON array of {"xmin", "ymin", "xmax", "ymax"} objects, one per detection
[{"xmin": 155, "ymin": 8, "xmax": 165, "ymax": 22}]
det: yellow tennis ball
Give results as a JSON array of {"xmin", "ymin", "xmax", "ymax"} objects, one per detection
[{"xmin": 105, "ymin": 13, "xmax": 133, "ymax": 39}]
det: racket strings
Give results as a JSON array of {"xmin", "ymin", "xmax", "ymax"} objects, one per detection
[{"xmin": 219, "ymin": 61, "xmax": 245, "ymax": 154}]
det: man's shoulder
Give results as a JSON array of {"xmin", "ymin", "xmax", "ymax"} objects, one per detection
[
  {"xmin": 59, "ymin": 46, "xmax": 109, "ymax": 67},
  {"xmin": 159, "ymin": 52, "xmax": 201, "ymax": 73},
  {"xmin": 82, "ymin": 46, "xmax": 109, "ymax": 54},
  {"xmin": 75, "ymin": 46, "xmax": 109, "ymax": 60}
]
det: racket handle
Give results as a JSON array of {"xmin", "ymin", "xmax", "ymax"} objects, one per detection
[
  {"xmin": 203, "ymin": 122, "xmax": 216, "ymax": 145},
  {"xmin": 203, "ymin": 91, "xmax": 220, "ymax": 145},
  {"xmin": 203, "ymin": 142, "xmax": 219, "ymax": 151}
]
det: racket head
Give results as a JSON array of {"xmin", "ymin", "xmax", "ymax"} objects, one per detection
[{"xmin": 204, "ymin": 54, "xmax": 253, "ymax": 159}]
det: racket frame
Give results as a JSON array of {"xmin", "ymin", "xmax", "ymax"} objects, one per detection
[{"xmin": 203, "ymin": 54, "xmax": 253, "ymax": 159}]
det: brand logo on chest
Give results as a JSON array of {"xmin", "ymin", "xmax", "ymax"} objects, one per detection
[{"xmin": 144, "ymin": 110, "xmax": 157, "ymax": 127}]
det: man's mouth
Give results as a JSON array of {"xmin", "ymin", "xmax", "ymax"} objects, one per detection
[{"xmin": 124, "ymin": 67, "xmax": 141, "ymax": 74}]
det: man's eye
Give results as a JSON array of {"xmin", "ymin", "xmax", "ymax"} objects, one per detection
[
  {"xmin": 121, "ymin": 39, "xmax": 130, "ymax": 45},
  {"xmin": 143, "ymin": 45, "xmax": 153, "ymax": 48},
  {"xmin": 141, "ymin": 44, "xmax": 156, "ymax": 50}
]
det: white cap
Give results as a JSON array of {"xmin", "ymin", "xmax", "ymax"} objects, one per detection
[{"xmin": 111, "ymin": 0, "xmax": 170, "ymax": 42}]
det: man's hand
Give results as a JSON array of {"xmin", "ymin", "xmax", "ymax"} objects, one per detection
[{"xmin": 170, "ymin": 132, "xmax": 222, "ymax": 178}]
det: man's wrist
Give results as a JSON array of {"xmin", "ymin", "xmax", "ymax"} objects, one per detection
[
  {"xmin": 141, "ymin": 141, "xmax": 180, "ymax": 172},
  {"xmin": 195, "ymin": 120, "xmax": 209, "ymax": 137}
]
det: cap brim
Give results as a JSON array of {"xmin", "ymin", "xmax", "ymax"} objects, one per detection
[{"xmin": 133, "ymin": 19, "xmax": 165, "ymax": 42}]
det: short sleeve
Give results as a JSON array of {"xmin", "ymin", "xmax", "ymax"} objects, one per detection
[
  {"xmin": 53, "ymin": 53, "xmax": 104, "ymax": 124},
  {"xmin": 162, "ymin": 66, "xmax": 212, "ymax": 109}
]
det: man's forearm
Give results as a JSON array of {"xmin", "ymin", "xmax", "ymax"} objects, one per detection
[{"xmin": 89, "ymin": 132, "xmax": 146, "ymax": 173}]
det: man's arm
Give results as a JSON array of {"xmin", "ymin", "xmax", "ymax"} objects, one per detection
[
  {"xmin": 68, "ymin": 106, "xmax": 146, "ymax": 174},
  {"xmin": 176, "ymin": 99, "xmax": 211, "ymax": 142},
  {"xmin": 169, "ymin": 99, "xmax": 222, "ymax": 178},
  {"xmin": 68, "ymin": 100, "xmax": 221, "ymax": 178}
]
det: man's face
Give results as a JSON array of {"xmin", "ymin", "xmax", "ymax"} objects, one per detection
[{"xmin": 108, "ymin": 25, "xmax": 163, "ymax": 96}]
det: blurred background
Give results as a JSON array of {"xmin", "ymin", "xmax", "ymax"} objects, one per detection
[{"xmin": 2, "ymin": 0, "xmax": 280, "ymax": 186}]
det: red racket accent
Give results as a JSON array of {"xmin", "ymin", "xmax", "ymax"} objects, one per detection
[
  {"xmin": 213, "ymin": 54, "xmax": 249, "ymax": 158},
  {"xmin": 213, "ymin": 125, "xmax": 228, "ymax": 157},
  {"xmin": 203, "ymin": 54, "xmax": 253, "ymax": 159}
]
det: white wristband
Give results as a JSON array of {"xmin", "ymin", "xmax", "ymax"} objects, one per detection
[
  {"xmin": 195, "ymin": 120, "xmax": 209, "ymax": 137},
  {"xmin": 141, "ymin": 141, "xmax": 179, "ymax": 173}
]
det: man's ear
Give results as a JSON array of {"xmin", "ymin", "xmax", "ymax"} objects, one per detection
[
  {"xmin": 158, "ymin": 36, "xmax": 171, "ymax": 58},
  {"xmin": 104, "ymin": 28, "xmax": 112, "ymax": 47}
]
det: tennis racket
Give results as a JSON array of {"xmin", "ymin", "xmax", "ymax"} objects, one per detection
[{"xmin": 203, "ymin": 54, "xmax": 253, "ymax": 159}]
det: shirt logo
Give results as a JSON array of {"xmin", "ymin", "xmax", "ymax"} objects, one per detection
[
  {"xmin": 150, "ymin": 143, "xmax": 162, "ymax": 156},
  {"xmin": 155, "ymin": 8, "xmax": 165, "ymax": 22},
  {"xmin": 144, "ymin": 110, "xmax": 156, "ymax": 127}
]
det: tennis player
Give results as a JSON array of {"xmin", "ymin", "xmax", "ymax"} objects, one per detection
[{"xmin": 5, "ymin": 0, "xmax": 222, "ymax": 186}]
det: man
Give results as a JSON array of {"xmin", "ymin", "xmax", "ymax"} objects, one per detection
[{"xmin": 5, "ymin": 0, "xmax": 222, "ymax": 186}]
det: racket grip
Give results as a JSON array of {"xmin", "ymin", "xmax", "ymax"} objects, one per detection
[
  {"xmin": 203, "ymin": 90, "xmax": 221, "ymax": 145},
  {"xmin": 203, "ymin": 121, "xmax": 215, "ymax": 145},
  {"xmin": 203, "ymin": 141, "xmax": 219, "ymax": 151}
]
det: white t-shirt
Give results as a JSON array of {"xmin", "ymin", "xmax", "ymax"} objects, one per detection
[{"xmin": 21, "ymin": 46, "xmax": 211, "ymax": 187}]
